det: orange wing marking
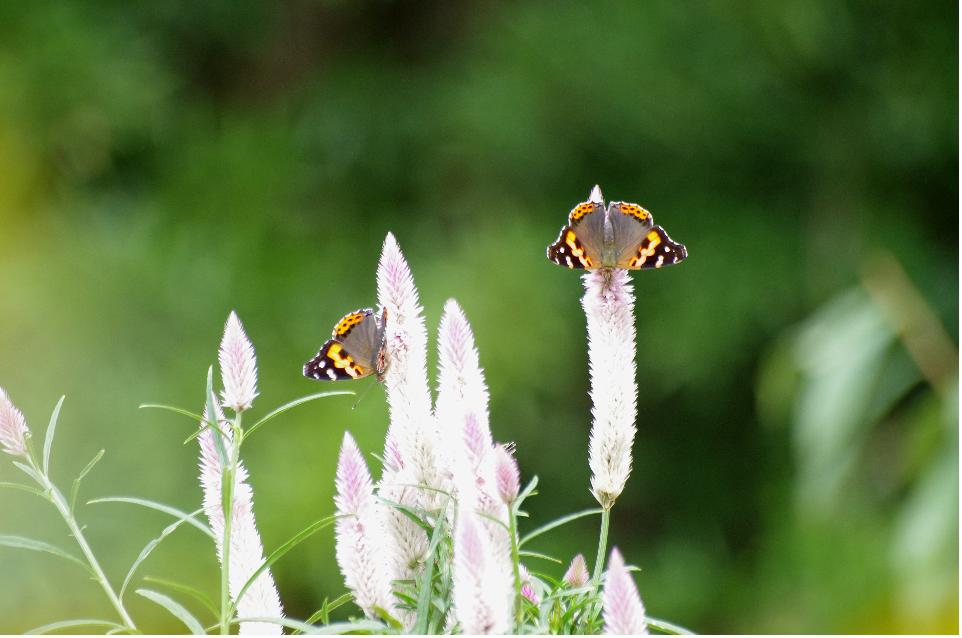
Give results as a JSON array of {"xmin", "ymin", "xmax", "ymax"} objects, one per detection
[{"xmin": 327, "ymin": 342, "xmax": 367, "ymax": 378}]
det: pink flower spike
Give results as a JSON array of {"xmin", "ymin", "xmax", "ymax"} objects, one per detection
[
  {"xmin": 602, "ymin": 548, "xmax": 648, "ymax": 635},
  {"xmin": 564, "ymin": 553, "xmax": 590, "ymax": 588},
  {"xmin": 452, "ymin": 512, "xmax": 512, "ymax": 634},
  {"xmin": 334, "ymin": 432, "xmax": 398, "ymax": 620},
  {"xmin": 494, "ymin": 444, "xmax": 520, "ymax": 504},
  {"xmin": 521, "ymin": 582, "xmax": 540, "ymax": 606},
  {"xmin": 0, "ymin": 388, "xmax": 30, "ymax": 458},
  {"xmin": 219, "ymin": 311, "xmax": 258, "ymax": 413}
]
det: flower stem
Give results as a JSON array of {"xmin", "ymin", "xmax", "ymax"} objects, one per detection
[
  {"xmin": 592, "ymin": 507, "xmax": 611, "ymax": 587},
  {"xmin": 220, "ymin": 412, "xmax": 242, "ymax": 635},
  {"xmin": 508, "ymin": 504, "xmax": 523, "ymax": 629},
  {"xmin": 34, "ymin": 460, "xmax": 138, "ymax": 632}
]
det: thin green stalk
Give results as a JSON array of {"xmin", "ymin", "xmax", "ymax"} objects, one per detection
[
  {"xmin": 32, "ymin": 459, "xmax": 138, "ymax": 632},
  {"xmin": 508, "ymin": 504, "xmax": 523, "ymax": 629},
  {"xmin": 219, "ymin": 412, "xmax": 242, "ymax": 635},
  {"xmin": 592, "ymin": 507, "xmax": 611, "ymax": 586}
]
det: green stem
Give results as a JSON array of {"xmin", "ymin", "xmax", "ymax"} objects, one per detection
[
  {"xmin": 33, "ymin": 460, "xmax": 138, "ymax": 632},
  {"xmin": 508, "ymin": 503, "xmax": 523, "ymax": 629},
  {"xmin": 220, "ymin": 412, "xmax": 242, "ymax": 635},
  {"xmin": 592, "ymin": 507, "xmax": 611, "ymax": 586}
]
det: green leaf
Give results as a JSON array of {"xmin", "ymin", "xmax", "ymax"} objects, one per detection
[
  {"xmin": 414, "ymin": 503, "xmax": 449, "ymax": 634},
  {"xmin": 377, "ymin": 497, "xmax": 432, "ymax": 534},
  {"xmin": 25, "ymin": 618, "xmax": 125, "ymax": 635},
  {"xmin": 229, "ymin": 514, "xmax": 339, "ymax": 617},
  {"xmin": 242, "ymin": 391, "xmax": 355, "ymax": 442},
  {"xmin": 519, "ymin": 550, "xmax": 563, "ymax": 564},
  {"xmin": 0, "ymin": 481, "xmax": 43, "ymax": 497},
  {"xmin": 88, "ymin": 496, "xmax": 214, "ymax": 539},
  {"xmin": 646, "ymin": 616, "xmax": 695, "ymax": 635},
  {"xmin": 69, "ymin": 448, "xmax": 105, "ymax": 512},
  {"xmin": 516, "ymin": 475, "xmax": 539, "ymax": 506},
  {"xmin": 374, "ymin": 605, "xmax": 403, "ymax": 629},
  {"xmin": 121, "ymin": 508, "xmax": 205, "ymax": 599},
  {"xmin": 138, "ymin": 403, "xmax": 206, "ymax": 424},
  {"xmin": 0, "ymin": 535, "xmax": 91, "ymax": 574},
  {"xmin": 13, "ymin": 460, "xmax": 44, "ymax": 485},
  {"xmin": 143, "ymin": 576, "xmax": 219, "ymax": 619},
  {"xmin": 42, "ymin": 395, "xmax": 65, "ymax": 476},
  {"xmin": 136, "ymin": 588, "xmax": 205, "ymax": 634},
  {"xmin": 301, "ymin": 592, "xmax": 354, "ymax": 630},
  {"xmin": 204, "ymin": 366, "xmax": 230, "ymax": 467},
  {"xmin": 236, "ymin": 617, "xmax": 386, "ymax": 635},
  {"xmin": 520, "ymin": 508, "xmax": 603, "ymax": 547}
]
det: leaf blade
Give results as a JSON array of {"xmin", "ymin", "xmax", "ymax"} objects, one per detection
[
  {"xmin": 88, "ymin": 496, "xmax": 214, "ymax": 539},
  {"xmin": 136, "ymin": 588, "xmax": 206, "ymax": 635},
  {"xmin": 0, "ymin": 535, "xmax": 91, "ymax": 574},
  {"xmin": 242, "ymin": 391, "xmax": 356, "ymax": 442},
  {"xmin": 25, "ymin": 618, "xmax": 125, "ymax": 635},
  {"xmin": 42, "ymin": 395, "xmax": 65, "ymax": 476},
  {"xmin": 520, "ymin": 508, "xmax": 603, "ymax": 547}
]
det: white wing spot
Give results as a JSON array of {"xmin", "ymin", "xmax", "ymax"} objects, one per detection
[{"xmin": 326, "ymin": 369, "xmax": 337, "ymax": 380}]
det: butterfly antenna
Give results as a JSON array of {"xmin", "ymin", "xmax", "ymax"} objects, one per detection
[{"xmin": 351, "ymin": 382, "xmax": 377, "ymax": 410}]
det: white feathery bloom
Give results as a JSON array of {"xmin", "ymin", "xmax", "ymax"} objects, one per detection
[
  {"xmin": 583, "ymin": 267, "xmax": 638, "ymax": 509},
  {"xmin": 219, "ymin": 311, "xmax": 258, "ymax": 413},
  {"xmin": 602, "ymin": 548, "xmax": 648, "ymax": 635},
  {"xmin": 493, "ymin": 444, "xmax": 520, "ymax": 505},
  {"xmin": 198, "ymin": 406, "xmax": 284, "ymax": 634},
  {"xmin": 452, "ymin": 512, "xmax": 513, "ymax": 635},
  {"xmin": 376, "ymin": 234, "xmax": 436, "ymax": 581},
  {"xmin": 563, "ymin": 553, "xmax": 590, "ymax": 588},
  {"xmin": 0, "ymin": 388, "xmax": 30, "ymax": 458},
  {"xmin": 334, "ymin": 432, "xmax": 398, "ymax": 619}
]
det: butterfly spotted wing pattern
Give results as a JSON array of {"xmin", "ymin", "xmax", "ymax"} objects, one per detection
[
  {"xmin": 621, "ymin": 225, "xmax": 687, "ymax": 269},
  {"xmin": 304, "ymin": 309, "xmax": 383, "ymax": 381},
  {"xmin": 546, "ymin": 200, "xmax": 605, "ymax": 269}
]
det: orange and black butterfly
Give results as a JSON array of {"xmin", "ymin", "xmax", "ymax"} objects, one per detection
[
  {"xmin": 547, "ymin": 188, "xmax": 688, "ymax": 270},
  {"xmin": 303, "ymin": 308, "xmax": 388, "ymax": 381}
]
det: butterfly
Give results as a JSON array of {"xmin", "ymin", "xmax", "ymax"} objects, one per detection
[
  {"xmin": 546, "ymin": 187, "xmax": 688, "ymax": 270},
  {"xmin": 303, "ymin": 307, "xmax": 388, "ymax": 381}
]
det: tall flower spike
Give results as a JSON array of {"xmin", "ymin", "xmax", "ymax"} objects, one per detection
[
  {"xmin": 583, "ymin": 267, "xmax": 638, "ymax": 509},
  {"xmin": 0, "ymin": 388, "xmax": 30, "ymax": 458},
  {"xmin": 334, "ymin": 433, "xmax": 399, "ymax": 619},
  {"xmin": 452, "ymin": 512, "xmax": 512, "ymax": 634},
  {"xmin": 376, "ymin": 234, "xmax": 436, "ymax": 582},
  {"xmin": 602, "ymin": 548, "xmax": 648, "ymax": 635},
  {"xmin": 564, "ymin": 553, "xmax": 590, "ymax": 588},
  {"xmin": 219, "ymin": 311, "xmax": 258, "ymax": 413},
  {"xmin": 198, "ymin": 406, "xmax": 284, "ymax": 634},
  {"xmin": 494, "ymin": 444, "xmax": 520, "ymax": 505}
]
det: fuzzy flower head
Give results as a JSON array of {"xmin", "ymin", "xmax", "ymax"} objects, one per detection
[
  {"xmin": 494, "ymin": 444, "xmax": 520, "ymax": 504},
  {"xmin": 0, "ymin": 388, "xmax": 30, "ymax": 458},
  {"xmin": 564, "ymin": 553, "xmax": 590, "ymax": 588},
  {"xmin": 602, "ymin": 548, "xmax": 647, "ymax": 635},
  {"xmin": 334, "ymin": 432, "xmax": 398, "ymax": 620},
  {"xmin": 219, "ymin": 311, "xmax": 258, "ymax": 413},
  {"xmin": 583, "ymin": 269, "xmax": 638, "ymax": 509},
  {"xmin": 452, "ymin": 512, "xmax": 512, "ymax": 634}
]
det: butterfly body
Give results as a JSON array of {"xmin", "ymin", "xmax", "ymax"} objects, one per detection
[
  {"xmin": 303, "ymin": 307, "xmax": 388, "ymax": 381},
  {"xmin": 547, "ymin": 193, "xmax": 687, "ymax": 270}
]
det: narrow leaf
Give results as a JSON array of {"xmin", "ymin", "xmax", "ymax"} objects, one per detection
[
  {"xmin": 646, "ymin": 616, "xmax": 695, "ymax": 635},
  {"xmin": 0, "ymin": 535, "xmax": 91, "ymax": 574},
  {"xmin": 13, "ymin": 461, "xmax": 44, "ymax": 485},
  {"xmin": 204, "ymin": 367, "xmax": 229, "ymax": 467},
  {"xmin": 414, "ymin": 507, "xmax": 448, "ymax": 634},
  {"xmin": 139, "ymin": 403, "xmax": 206, "ymax": 424},
  {"xmin": 242, "ymin": 391, "xmax": 355, "ymax": 441},
  {"xmin": 519, "ymin": 550, "xmax": 563, "ymax": 564},
  {"xmin": 0, "ymin": 481, "xmax": 43, "ymax": 497},
  {"xmin": 144, "ymin": 576, "xmax": 219, "ymax": 619},
  {"xmin": 42, "ymin": 395, "xmax": 65, "ymax": 476},
  {"xmin": 229, "ymin": 514, "xmax": 339, "ymax": 616},
  {"xmin": 136, "ymin": 588, "xmax": 205, "ymax": 635},
  {"xmin": 26, "ymin": 618, "xmax": 125, "ymax": 635},
  {"xmin": 121, "ymin": 508, "xmax": 205, "ymax": 598},
  {"xmin": 516, "ymin": 475, "xmax": 540, "ymax": 506},
  {"xmin": 88, "ymin": 496, "xmax": 214, "ymax": 539},
  {"xmin": 520, "ymin": 508, "xmax": 602, "ymax": 547},
  {"xmin": 377, "ymin": 497, "xmax": 432, "ymax": 534},
  {"xmin": 70, "ymin": 449, "xmax": 105, "ymax": 512}
]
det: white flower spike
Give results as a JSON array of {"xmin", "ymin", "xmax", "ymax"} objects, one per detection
[
  {"xmin": 583, "ymin": 267, "xmax": 638, "ymax": 509},
  {"xmin": 602, "ymin": 548, "xmax": 648, "ymax": 635},
  {"xmin": 452, "ymin": 512, "xmax": 512, "ymax": 634},
  {"xmin": 0, "ymin": 388, "xmax": 30, "ymax": 458},
  {"xmin": 334, "ymin": 432, "xmax": 399, "ymax": 620},
  {"xmin": 198, "ymin": 405, "xmax": 283, "ymax": 634},
  {"xmin": 219, "ymin": 311, "xmax": 258, "ymax": 413}
]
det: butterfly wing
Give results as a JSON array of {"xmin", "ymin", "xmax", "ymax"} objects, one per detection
[
  {"xmin": 546, "ymin": 201, "xmax": 605, "ymax": 269},
  {"xmin": 303, "ymin": 309, "xmax": 380, "ymax": 381},
  {"xmin": 620, "ymin": 225, "xmax": 688, "ymax": 269},
  {"xmin": 607, "ymin": 201, "xmax": 654, "ymax": 266}
]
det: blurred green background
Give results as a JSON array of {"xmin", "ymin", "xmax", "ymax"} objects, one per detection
[{"xmin": 0, "ymin": 1, "xmax": 957, "ymax": 633}]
